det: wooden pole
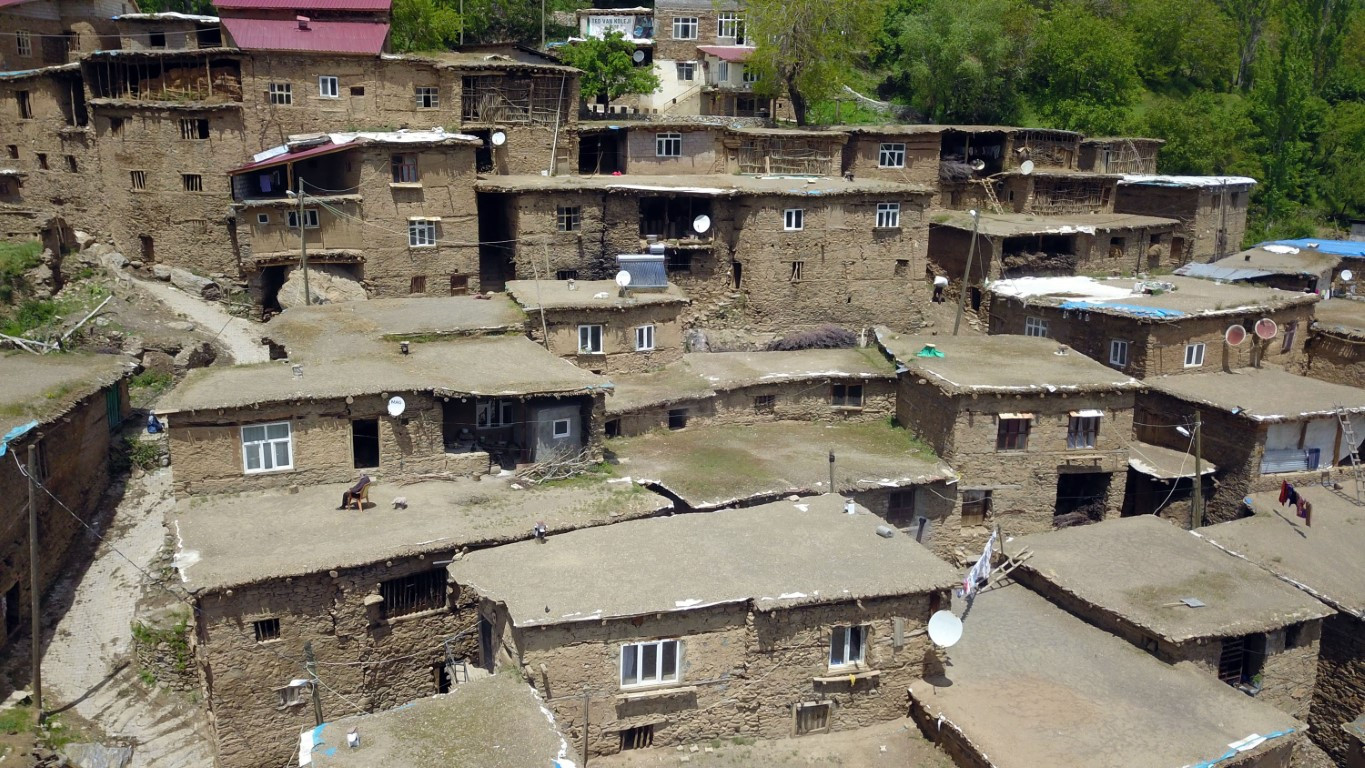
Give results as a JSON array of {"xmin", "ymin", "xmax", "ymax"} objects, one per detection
[
  {"xmin": 953, "ymin": 210, "xmax": 981, "ymax": 336},
  {"xmin": 1191, "ymin": 412, "xmax": 1204, "ymax": 530},
  {"xmin": 27, "ymin": 444, "xmax": 43, "ymax": 722},
  {"xmin": 580, "ymin": 690, "xmax": 589, "ymax": 766},
  {"xmin": 298, "ymin": 177, "xmax": 310, "ymax": 306}
]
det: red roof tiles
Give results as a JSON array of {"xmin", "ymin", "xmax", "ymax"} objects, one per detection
[{"xmin": 221, "ymin": 17, "xmax": 388, "ymax": 54}]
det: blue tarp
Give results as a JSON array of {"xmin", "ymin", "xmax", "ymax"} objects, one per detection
[
  {"xmin": 0, "ymin": 420, "xmax": 38, "ymax": 458},
  {"xmin": 1261, "ymin": 239, "xmax": 1365, "ymax": 258},
  {"xmin": 1057, "ymin": 300, "xmax": 1186, "ymax": 318}
]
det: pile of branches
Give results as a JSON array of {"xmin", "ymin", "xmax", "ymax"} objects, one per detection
[
  {"xmin": 515, "ymin": 447, "xmax": 596, "ymax": 485},
  {"xmin": 766, "ymin": 325, "xmax": 857, "ymax": 351}
]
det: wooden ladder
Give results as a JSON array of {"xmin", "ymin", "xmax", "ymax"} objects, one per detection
[
  {"xmin": 1334, "ymin": 404, "xmax": 1365, "ymax": 503},
  {"xmin": 973, "ymin": 178, "xmax": 1006, "ymax": 214}
]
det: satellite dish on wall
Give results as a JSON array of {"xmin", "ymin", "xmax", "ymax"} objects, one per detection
[
  {"xmin": 968, "ymin": 159, "xmax": 986, "ymax": 172},
  {"xmin": 490, "ymin": 131, "xmax": 507, "ymax": 147},
  {"xmin": 927, "ymin": 611, "xmax": 963, "ymax": 648},
  {"xmin": 1342, "ymin": 269, "xmax": 1355, "ymax": 282},
  {"xmin": 692, "ymin": 214, "xmax": 711, "ymax": 234},
  {"xmin": 615, "ymin": 270, "xmax": 632, "ymax": 288},
  {"xmin": 1019, "ymin": 159, "xmax": 1035, "ymax": 176},
  {"xmin": 632, "ymin": 49, "xmax": 645, "ymax": 63},
  {"xmin": 1224, "ymin": 324, "xmax": 1247, "ymax": 346},
  {"xmin": 1254, "ymin": 318, "xmax": 1279, "ymax": 340},
  {"xmin": 387, "ymin": 396, "xmax": 407, "ymax": 417}
]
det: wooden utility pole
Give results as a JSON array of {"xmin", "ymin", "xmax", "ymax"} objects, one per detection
[
  {"xmin": 297, "ymin": 177, "xmax": 311, "ymax": 306},
  {"xmin": 953, "ymin": 209, "xmax": 981, "ymax": 336},
  {"xmin": 27, "ymin": 444, "xmax": 42, "ymax": 721},
  {"xmin": 580, "ymin": 690, "xmax": 589, "ymax": 766},
  {"xmin": 1191, "ymin": 412, "xmax": 1204, "ymax": 530},
  {"xmin": 305, "ymin": 641, "xmax": 323, "ymax": 726},
  {"xmin": 828, "ymin": 449, "xmax": 835, "ymax": 494}
]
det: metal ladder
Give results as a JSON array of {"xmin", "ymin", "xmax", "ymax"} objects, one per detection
[{"xmin": 1334, "ymin": 405, "xmax": 1365, "ymax": 503}]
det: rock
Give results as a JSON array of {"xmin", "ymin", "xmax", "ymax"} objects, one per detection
[
  {"xmin": 73, "ymin": 230, "xmax": 96, "ymax": 251},
  {"xmin": 99, "ymin": 251, "xmax": 128, "ymax": 270},
  {"xmin": 121, "ymin": 335, "xmax": 145, "ymax": 357},
  {"xmin": 151, "ymin": 264, "xmax": 172, "ymax": 281},
  {"xmin": 277, "ymin": 264, "xmax": 366, "ymax": 309},
  {"xmin": 128, "ymin": 260, "xmax": 143, "ymax": 269},
  {"xmin": 174, "ymin": 341, "xmax": 217, "ymax": 370},
  {"xmin": 684, "ymin": 328, "xmax": 709, "ymax": 353},
  {"xmin": 168, "ymin": 267, "xmax": 221, "ymax": 300},
  {"xmin": 165, "ymin": 321, "xmax": 196, "ymax": 332},
  {"xmin": 61, "ymin": 742, "xmax": 133, "ymax": 768},
  {"xmin": 140, "ymin": 350, "xmax": 175, "ymax": 377},
  {"xmin": 26, "ymin": 262, "xmax": 55, "ymax": 299}
]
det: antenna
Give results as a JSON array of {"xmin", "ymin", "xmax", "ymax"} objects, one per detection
[
  {"xmin": 927, "ymin": 611, "xmax": 963, "ymax": 648},
  {"xmin": 615, "ymin": 270, "xmax": 631, "ymax": 288},
  {"xmin": 692, "ymin": 214, "xmax": 711, "ymax": 234},
  {"xmin": 1254, "ymin": 318, "xmax": 1278, "ymax": 340},
  {"xmin": 632, "ymin": 49, "xmax": 645, "ymax": 63},
  {"xmin": 1019, "ymin": 159, "xmax": 1035, "ymax": 176},
  {"xmin": 1224, "ymin": 324, "xmax": 1247, "ymax": 346},
  {"xmin": 490, "ymin": 130, "xmax": 507, "ymax": 147},
  {"xmin": 1342, "ymin": 269, "xmax": 1355, "ymax": 282},
  {"xmin": 387, "ymin": 396, "xmax": 406, "ymax": 417},
  {"xmin": 969, "ymin": 158, "xmax": 986, "ymax": 172}
]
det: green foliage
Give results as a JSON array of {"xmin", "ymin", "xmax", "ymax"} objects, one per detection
[
  {"xmin": 130, "ymin": 369, "xmax": 174, "ymax": 395},
  {"xmin": 124, "ymin": 436, "xmax": 163, "ymax": 472},
  {"xmin": 134, "ymin": 0, "xmax": 215, "ymax": 14},
  {"xmin": 1141, "ymin": 92, "xmax": 1258, "ymax": 175},
  {"xmin": 0, "ymin": 240, "xmax": 42, "ymax": 305},
  {"xmin": 0, "ymin": 706, "xmax": 32, "ymax": 735},
  {"xmin": 458, "ymin": 0, "xmax": 581, "ymax": 46},
  {"xmin": 1026, "ymin": 2, "xmax": 1141, "ymax": 134},
  {"xmin": 0, "ymin": 300, "xmax": 58, "ymax": 338},
  {"xmin": 390, "ymin": 0, "xmax": 462, "ymax": 53},
  {"xmin": 557, "ymin": 32, "xmax": 660, "ymax": 102},
  {"xmin": 1317, "ymin": 101, "xmax": 1365, "ymax": 220},
  {"xmin": 1124, "ymin": 0, "xmax": 1238, "ymax": 89}
]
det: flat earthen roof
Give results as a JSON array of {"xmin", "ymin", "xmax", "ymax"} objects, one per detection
[
  {"xmin": 909, "ymin": 585, "xmax": 1304, "ymax": 768},
  {"xmin": 1013, "ymin": 516, "xmax": 1332, "ymax": 642},
  {"xmin": 684, "ymin": 348, "xmax": 895, "ymax": 389},
  {"xmin": 1311, "ymin": 298, "xmax": 1365, "ymax": 339},
  {"xmin": 1204, "ymin": 245, "xmax": 1341, "ymax": 277},
  {"xmin": 451, "ymin": 495, "xmax": 959, "ymax": 627},
  {"xmin": 932, "ymin": 210, "xmax": 1180, "ymax": 236},
  {"xmin": 475, "ymin": 174, "xmax": 933, "ymax": 197},
  {"xmin": 173, "ymin": 477, "xmax": 669, "ymax": 591},
  {"xmin": 0, "ymin": 352, "xmax": 132, "ymax": 434},
  {"xmin": 1146, "ymin": 367, "xmax": 1365, "ymax": 422},
  {"xmin": 605, "ymin": 364, "xmax": 716, "ymax": 413},
  {"xmin": 875, "ymin": 329, "xmax": 1143, "ymax": 395},
  {"xmin": 505, "ymin": 280, "xmax": 688, "ymax": 311},
  {"xmin": 989, "ymin": 275, "xmax": 1319, "ymax": 320},
  {"xmin": 1198, "ymin": 486, "xmax": 1365, "ymax": 618}
]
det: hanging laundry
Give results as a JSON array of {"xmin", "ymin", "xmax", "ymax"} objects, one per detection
[
  {"xmin": 1302, "ymin": 500, "xmax": 1312, "ymax": 527},
  {"xmin": 1285, "ymin": 485, "xmax": 1299, "ymax": 508},
  {"xmin": 1296, "ymin": 496, "xmax": 1307, "ymax": 519},
  {"xmin": 1279, "ymin": 481, "xmax": 1290, "ymax": 505}
]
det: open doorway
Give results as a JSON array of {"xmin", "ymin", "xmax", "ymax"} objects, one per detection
[
  {"xmin": 1054, "ymin": 471, "xmax": 1112, "ymax": 526},
  {"xmin": 139, "ymin": 234, "xmax": 154, "ymax": 263},
  {"xmin": 578, "ymin": 131, "xmax": 624, "ymax": 174},
  {"xmin": 352, "ymin": 419, "xmax": 379, "ymax": 469}
]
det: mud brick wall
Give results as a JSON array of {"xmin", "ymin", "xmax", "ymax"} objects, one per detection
[
  {"xmin": 500, "ymin": 190, "xmax": 617, "ymax": 281},
  {"xmin": 627, "ymin": 128, "xmax": 723, "ymax": 175},
  {"xmin": 197, "ymin": 553, "xmax": 474, "ymax": 768},
  {"xmin": 1115, "ymin": 184, "xmax": 1251, "ymax": 262},
  {"xmin": 851, "ymin": 482, "xmax": 958, "ymax": 562},
  {"xmin": 1309, "ymin": 613, "xmax": 1365, "ymax": 763},
  {"xmin": 842, "ymin": 134, "xmax": 940, "ymax": 187},
  {"xmin": 532, "ymin": 303, "xmax": 685, "ymax": 375},
  {"xmin": 1302, "ymin": 331, "xmax": 1365, "ymax": 388}
]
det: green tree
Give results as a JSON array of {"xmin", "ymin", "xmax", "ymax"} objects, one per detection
[
  {"xmin": 1212, "ymin": 0, "xmax": 1272, "ymax": 89},
  {"xmin": 389, "ymin": 0, "xmax": 462, "ymax": 53},
  {"xmin": 557, "ymin": 32, "xmax": 660, "ymax": 103},
  {"xmin": 1025, "ymin": 2, "xmax": 1140, "ymax": 134},
  {"xmin": 459, "ymin": 0, "xmax": 582, "ymax": 46},
  {"xmin": 886, "ymin": 0, "xmax": 1033, "ymax": 124},
  {"xmin": 1124, "ymin": 0, "xmax": 1238, "ymax": 89},
  {"xmin": 1142, "ymin": 92, "xmax": 1259, "ymax": 175},
  {"xmin": 134, "ymin": 0, "xmax": 214, "ymax": 14},
  {"xmin": 744, "ymin": 0, "xmax": 893, "ymax": 125},
  {"xmin": 1318, "ymin": 101, "xmax": 1365, "ymax": 221}
]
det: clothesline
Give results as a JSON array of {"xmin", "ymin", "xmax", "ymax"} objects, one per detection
[{"xmin": 1277, "ymin": 481, "xmax": 1313, "ymax": 527}]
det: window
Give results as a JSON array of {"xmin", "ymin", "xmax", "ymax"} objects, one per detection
[
  {"xmin": 350, "ymin": 85, "xmax": 365, "ymax": 96},
  {"xmin": 620, "ymin": 639, "xmax": 680, "ymax": 687},
  {"xmin": 476, "ymin": 399, "xmax": 515, "ymax": 429},
  {"xmin": 672, "ymin": 16, "xmax": 698, "ymax": 39},
  {"xmin": 620, "ymin": 725, "xmax": 654, "ymax": 750},
  {"xmin": 409, "ymin": 275, "xmax": 427, "ymax": 294},
  {"xmin": 753, "ymin": 394, "xmax": 775, "ymax": 412},
  {"xmin": 1281, "ymin": 321, "xmax": 1297, "ymax": 353},
  {"xmin": 831, "ymin": 383, "xmax": 863, "ymax": 408},
  {"xmin": 1067, "ymin": 413, "xmax": 1101, "ymax": 449},
  {"xmin": 6, "ymin": 145, "xmax": 16, "ymax": 159},
  {"xmin": 449, "ymin": 274, "xmax": 470, "ymax": 295},
  {"xmin": 717, "ymin": 61, "xmax": 729, "ymax": 82},
  {"xmin": 717, "ymin": 11, "xmax": 744, "ymax": 39},
  {"xmin": 794, "ymin": 702, "xmax": 831, "ymax": 735},
  {"xmin": 391, "ymin": 153, "xmax": 419, "ymax": 183},
  {"xmin": 578, "ymin": 324, "xmax": 604, "ymax": 354},
  {"xmin": 379, "ymin": 570, "xmax": 446, "ymax": 619},
  {"xmin": 35, "ymin": 153, "xmax": 47, "ymax": 170},
  {"xmin": 667, "ymin": 251, "xmax": 692, "ymax": 273},
  {"xmin": 415, "ymin": 86, "xmax": 439, "ymax": 109},
  {"xmin": 675, "ymin": 61, "xmax": 696, "ymax": 81},
  {"xmin": 108, "ymin": 117, "xmax": 124, "ymax": 136},
  {"xmin": 888, "ymin": 488, "xmax": 916, "ymax": 516},
  {"xmin": 408, "ymin": 218, "xmax": 437, "ymax": 247},
  {"xmin": 829, "ymin": 625, "xmax": 866, "ymax": 667},
  {"xmin": 275, "ymin": 682, "xmax": 310, "ymax": 708},
  {"xmin": 287, "ymin": 209, "xmax": 320, "ymax": 229},
  {"xmin": 1024, "ymin": 316, "xmax": 1048, "ymax": 337},
  {"xmin": 256, "ymin": 213, "xmax": 269, "ymax": 225},
  {"xmin": 789, "ymin": 261, "xmax": 804, "ymax": 281},
  {"xmin": 268, "ymin": 82, "xmax": 292, "ymax": 105},
  {"xmin": 656, "ymin": 132, "xmax": 682, "ymax": 157},
  {"xmin": 16, "ymin": 91, "xmax": 32, "ymax": 120},
  {"xmin": 742, "ymin": 67, "xmax": 759, "ymax": 84},
  {"xmin": 961, "ymin": 490, "xmax": 992, "ymax": 526},
  {"xmin": 16, "ymin": 30, "xmax": 33, "ymax": 57},
  {"xmin": 253, "ymin": 618, "xmax": 281, "ymax": 643},
  {"xmin": 879, "ymin": 143, "xmax": 906, "ymax": 168},
  {"xmin": 556, "ymin": 205, "xmax": 581, "ymax": 232},
  {"xmin": 64, "ymin": 155, "xmax": 77, "ymax": 172},
  {"xmin": 182, "ymin": 174, "xmax": 203, "ymax": 192},
  {"xmin": 1184, "ymin": 342, "xmax": 1206, "ymax": 368},
  {"xmin": 996, "ymin": 416, "xmax": 1031, "ymax": 451},
  {"xmin": 241, "ymin": 422, "xmax": 292, "ymax": 473},
  {"xmin": 1109, "ymin": 339, "xmax": 1129, "ymax": 367},
  {"xmin": 556, "ymin": 269, "xmax": 578, "ymax": 281},
  {"xmin": 318, "ymin": 75, "xmax": 339, "ymax": 99},
  {"xmin": 148, "ymin": 31, "xmax": 166, "ymax": 47},
  {"xmin": 551, "ymin": 418, "xmax": 571, "ymax": 439},
  {"xmin": 784, "ymin": 208, "xmax": 804, "ymax": 231},
  {"xmin": 668, "ymin": 408, "xmax": 688, "ymax": 430},
  {"xmin": 876, "ymin": 202, "xmax": 900, "ymax": 229},
  {"xmin": 635, "ymin": 324, "xmax": 655, "ymax": 351},
  {"xmin": 179, "ymin": 118, "xmax": 209, "ymax": 140}
]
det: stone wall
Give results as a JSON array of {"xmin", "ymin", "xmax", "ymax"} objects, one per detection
[
  {"xmin": 842, "ymin": 133, "xmax": 940, "ymax": 187},
  {"xmin": 1309, "ymin": 612, "xmax": 1365, "ymax": 763},
  {"xmin": 535, "ymin": 302, "xmax": 685, "ymax": 374},
  {"xmin": 626, "ymin": 127, "xmax": 723, "ymax": 175},
  {"xmin": 1302, "ymin": 331, "xmax": 1365, "ymax": 388},
  {"xmin": 1114, "ymin": 184, "xmax": 1252, "ymax": 262}
]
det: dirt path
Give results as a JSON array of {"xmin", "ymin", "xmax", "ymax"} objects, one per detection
[{"xmin": 115, "ymin": 273, "xmax": 268, "ymax": 364}]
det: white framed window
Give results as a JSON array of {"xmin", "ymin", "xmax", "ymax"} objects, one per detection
[
  {"xmin": 256, "ymin": 213, "xmax": 269, "ymax": 225},
  {"xmin": 1067, "ymin": 412, "xmax": 1102, "ymax": 449},
  {"xmin": 1109, "ymin": 339, "xmax": 1129, "ymax": 367},
  {"xmin": 242, "ymin": 422, "xmax": 292, "ymax": 474},
  {"xmin": 268, "ymin": 82, "xmax": 292, "ymax": 105},
  {"xmin": 879, "ymin": 143, "xmax": 906, "ymax": 168},
  {"xmin": 656, "ymin": 132, "xmax": 682, "ymax": 157},
  {"xmin": 717, "ymin": 61, "xmax": 729, "ymax": 82},
  {"xmin": 408, "ymin": 218, "xmax": 437, "ymax": 247},
  {"xmin": 829, "ymin": 625, "xmax": 866, "ymax": 667},
  {"xmin": 415, "ymin": 86, "xmax": 439, "ymax": 108},
  {"xmin": 476, "ymin": 399, "xmax": 514, "ymax": 429},
  {"xmin": 635, "ymin": 324, "xmax": 655, "ymax": 351},
  {"xmin": 742, "ymin": 67, "xmax": 759, "ymax": 84},
  {"xmin": 16, "ymin": 30, "xmax": 32, "ymax": 57},
  {"xmin": 318, "ymin": 76, "xmax": 339, "ymax": 99},
  {"xmin": 620, "ymin": 639, "xmax": 680, "ymax": 688},
  {"xmin": 552, "ymin": 418, "xmax": 571, "ymax": 438},
  {"xmin": 1184, "ymin": 342, "xmax": 1206, "ymax": 368},
  {"xmin": 578, "ymin": 324, "xmax": 604, "ymax": 354},
  {"xmin": 784, "ymin": 208, "xmax": 804, "ymax": 231},
  {"xmin": 717, "ymin": 12, "xmax": 744, "ymax": 39},
  {"xmin": 875, "ymin": 202, "xmax": 900, "ymax": 229},
  {"xmin": 287, "ymin": 209, "xmax": 320, "ymax": 229},
  {"xmin": 675, "ymin": 61, "xmax": 696, "ymax": 81},
  {"xmin": 672, "ymin": 16, "xmax": 698, "ymax": 40},
  {"xmin": 1024, "ymin": 316, "xmax": 1048, "ymax": 337}
]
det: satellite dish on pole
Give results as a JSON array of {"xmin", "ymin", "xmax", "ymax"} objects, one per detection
[
  {"xmin": 927, "ymin": 611, "xmax": 963, "ymax": 648},
  {"xmin": 1224, "ymin": 324, "xmax": 1247, "ymax": 346},
  {"xmin": 387, "ymin": 396, "xmax": 406, "ymax": 417},
  {"xmin": 490, "ymin": 131, "xmax": 507, "ymax": 147},
  {"xmin": 692, "ymin": 214, "xmax": 711, "ymax": 234},
  {"xmin": 615, "ymin": 270, "xmax": 632, "ymax": 288},
  {"xmin": 1254, "ymin": 318, "xmax": 1279, "ymax": 340},
  {"xmin": 632, "ymin": 49, "xmax": 645, "ymax": 63},
  {"xmin": 1019, "ymin": 159, "xmax": 1035, "ymax": 176},
  {"xmin": 1342, "ymin": 269, "xmax": 1355, "ymax": 282}
]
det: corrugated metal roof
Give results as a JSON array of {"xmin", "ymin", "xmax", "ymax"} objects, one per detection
[
  {"xmin": 1263, "ymin": 238, "xmax": 1365, "ymax": 258},
  {"xmin": 221, "ymin": 17, "xmax": 388, "ymax": 54},
  {"xmin": 1174, "ymin": 262, "xmax": 1276, "ymax": 282},
  {"xmin": 617, "ymin": 255, "xmax": 668, "ymax": 289},
  {"xmin": 697, "ymin": 45, "xmax": 753, "ymax": 63},
  {"xmin": 229, "ymin": 140, "xmax": 354, "ymax": 174},
  {"xmin": 215, "ymin": 0, "xmax": 389, "ymax": 9}
]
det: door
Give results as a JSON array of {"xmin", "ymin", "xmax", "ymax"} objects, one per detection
[
  {"xmin": 477, "ymin": 615, "xmax": 494, "ymax": 671},
  {"xmin": 351, "ymin": 419, "xmax": 379, "ymax": 469},
  {"xmin": 1171, "ymin": 237, "xmax": 1185, "ymax": 264}
]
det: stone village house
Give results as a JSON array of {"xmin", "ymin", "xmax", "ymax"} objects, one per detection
[{"xmin": 1114, "ymin": 175, "xmax": 1256, "ymax": 263}]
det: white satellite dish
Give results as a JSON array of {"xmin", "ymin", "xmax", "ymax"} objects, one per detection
[
  {"xmin": 927, "ymin": 610, "xmax": 963, "ymax": 648},
  {"xmin": 1342, "ymin": 269, "xmax": 1355, "ymax": 282},
  {"xmin": 968, "ymin": 158, "xmax": 986, "ymax": 172},
  {"xmin": 614, "ymin": 270, "xmax": 632, "ymax": 288},
  {"xmin": 632, "ymin": 49, "xmax": 645, "ymax": 63},
  {"xmin": 1019, "ymin": 159, "xmax": 1035, "ymax": 176},
  {"xmin": 490, "ymin": 131, "xmax": 507, "ymax": 147},
  {"xmin": 692, "ymin": 214, "xmax": 711, "ymax": 234},
  {"xmin": 387, "ymin": 396, "xmax": 406, "ymax": 417}
]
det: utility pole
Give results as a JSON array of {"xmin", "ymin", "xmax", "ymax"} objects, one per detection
[
  {"xmin": 1191, "ymin": 412, "xmax": 1204, "ymax": 530},
  {"xmin": 953, "ymin": 209, "xmax": 981, "ymax": 336},
  {"xmin": 541, "ymin": 0, "xmax": 546, "ymax": 49},
  {"xmin": 580, "ymin": 690, "xmax": 589, "ymax": 766},
  {"xmin": 27, "ymin": 445, "xmax": 42, "ymax": 721},
  {"xmin": 297, "ymin": 177, "xmax": 311, "ymax": 306},
  {"xmin": 305, "ymin": 641, "xmax": 323, "ymax": 726},
  {"xmin": 828, "ymin": 449, "xmax": 835, "ymax": 494}
]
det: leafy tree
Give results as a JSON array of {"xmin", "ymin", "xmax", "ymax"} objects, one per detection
[
  {"xmin": 1212, "ymin": 0, "xmax": 1273, "ymax": 89},
  {"xmin": 886, "ymin": 0, "xmax": 1033, "ymax": 124},
  {"xmin": 744, "ymin": 0, "xmax": 893, "ymax": 125},
  {"xmin": 459, "ymin": 0, "xmax": 581, "ymax": 46},
  {"xmin": 134, "ymin": 0, "xmax": 214, "ymax": 14},
  {"xmin": 1317, "ymin": 101, "xmax": 1365, "ymax": 221},
  {"xmin": 1142, "ymin": 92, "xmax": 1259, "ymax": 175},
  {"xmin": 1124, "ymin": 0, "xmax": 1238, "ymax": 89},
  {"xmin": 1025, "ymin": 2, "xmax": 1140, "ymax": 134},
  {"xmin": 390, "ymin": 0, "xmax": 462, "ymax": 53},
  {"xmin": 557, "ymin": 32, "xmax": 660, "ymax": 103}
]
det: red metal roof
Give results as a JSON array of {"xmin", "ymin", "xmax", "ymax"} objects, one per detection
[
  {"xmin": 0, "ymin": 0, "xmax": 41, "ymax": 8},
  {"xmin": 214, "ymin": 0, "xmax": 390, "ymax": 10},
  {"xmin": 221, "ymin": 17, "xmax": 388, "ymax": 54},
  {"xmin": 229, "ymin": 140, "xmax": 355, "ymax": 175},
  {"xmin": 697, "ymin": 45, "xmax": 754, "ymax": 63}
]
